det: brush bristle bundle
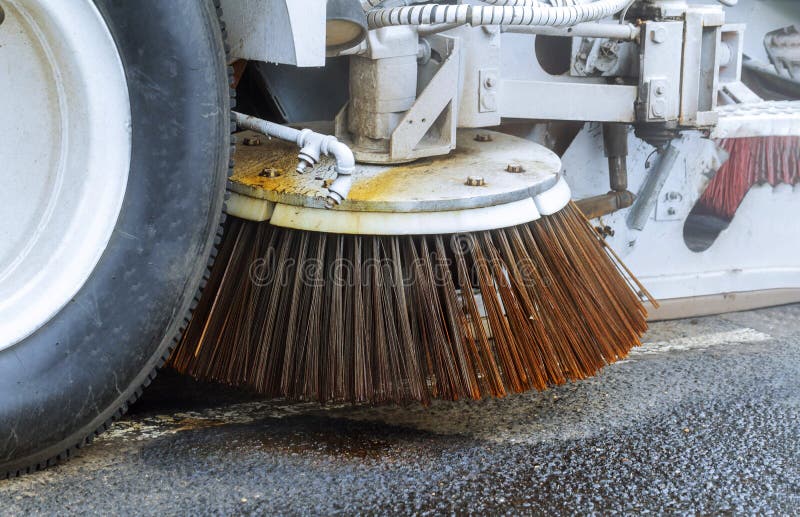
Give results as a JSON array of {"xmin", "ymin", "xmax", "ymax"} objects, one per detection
[{"xmin": 170, "ymin": 202, "xmax": 649, "ymax": 404}]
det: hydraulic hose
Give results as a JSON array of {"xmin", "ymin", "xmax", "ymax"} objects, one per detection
[{"xmin": 367, "ymin": 0, "xmax": 633, "ymax": 29}]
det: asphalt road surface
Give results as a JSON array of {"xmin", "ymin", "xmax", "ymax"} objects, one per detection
[{"xmin": 1, "ymin": 304, "xmax": 799, "ymax": 515}]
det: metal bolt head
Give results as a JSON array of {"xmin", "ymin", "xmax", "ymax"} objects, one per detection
[
  {"xmin": 666, "ymin": 191, "xmax": 682, "ymax": 201},
  {"xmin": 595, "ymin": 225, "xmax": 615, "ymax": 238},
  {"xmin": 243, "ymin": 136, "xmax": 262, "ymax": 146},
  {"xmin": 484, "ymin": 76, "xmax": 496, "ymax": 89},
  {"xmin": 465, "ymin": 176, "xmax": 485, "ymax": 187},
  {"xmin": 651, "ymin": 27, "xmax": 667, "ymax": 44},
  {"xmin": 667, "ymin": 207, "xmax": 676, "ymax": 216},
  {"xmin": 259, "ymin": 168, "xmax": 280, "ymax": 178},
  {"xmin": 474, "ymin": 133, "xmax": 493, "ymax": 142},
  {"xmin": 505, "ymin": 163, "xmax": 525, "ymax": 173},
  {"xmin": 654, "ymin": 85, "xmax": 666, "ymax": 96}
]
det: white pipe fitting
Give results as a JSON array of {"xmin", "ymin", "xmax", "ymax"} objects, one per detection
[{"xmin": 233, "ymin": 112, "xmax": 356, "ymax": 207}]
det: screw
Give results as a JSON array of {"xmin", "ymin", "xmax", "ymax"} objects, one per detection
[
  {"xmin": 505, "ymin": 163, "xmax": 525, "ymax": 173},
  {"xmin": 474, "ymin": 133, "xmax": 493, "ymax": 142},
  {"xmin": 484, "ymin": 76, "xmax": 496, "ymax": 89},
  {"xmin": 466, "ymin": 176, "xmax": 485, "ymax": 187},
  {"xmin": 259, "ymin": 168, "xmax": 280, "ymax": 178},
  {"xmin": 667, "ymin": 207, "xmax": 676, "ymax": 216},
  {"xmin": 243, "ymin": 136, "xmax": 262, "ymax": 146}
]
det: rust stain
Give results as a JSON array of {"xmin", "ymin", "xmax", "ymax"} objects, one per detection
[{"xmin": 348, "ymin": 147, "xmax": 476, "ymax": 202}]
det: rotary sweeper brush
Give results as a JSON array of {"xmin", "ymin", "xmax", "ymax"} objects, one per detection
[
  {"xmin": 170, "ymin": 119, "xmax": 654, "ymax": 404},
  {"xmin": 4, "ymin": 0, "xmax": 800, "ymax": 476}
]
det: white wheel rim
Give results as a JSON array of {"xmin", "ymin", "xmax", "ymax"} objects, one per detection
[{"xmin": 0, "ymin": 0, "xmax": 131, "ymax": 350}]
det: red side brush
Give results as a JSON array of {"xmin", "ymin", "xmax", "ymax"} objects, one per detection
[{"xmin": 696, "ymin": 136, "xmax": 800, "ymax": 221}]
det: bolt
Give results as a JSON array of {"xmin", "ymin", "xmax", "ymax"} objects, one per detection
[
  {"xmin": 484, "ymin": 76, "xmax": 496, "ymax": 89},
  {"xmin": 259, "ymin": 168, "xmax": 280, "ymax": 178},
  {"xmin": 243, "ymin": 136, "xmax": 262, "ymax": 146},
  {"xmin": 465, "ymin": 176, "xmax": 485, "ymax": 187},
  {"xmin": 474, "ymin": 133, "xmax": 493, "ymax": 142},
  {"xmin": 654, "ymin": 85, "xmax": 666, "ymax": 96},
  {"xmin": 667, "ymin": 207, "xmax": 676, "ymax": 216},
  {"xmin": 651, "ymin": 27, "xmax": 667, "ymax": 44},
  {"xmin": 666, "ymin": 191, "xmax": 682, "ymax": 201},
  {"xmin": 595, "ymin": 226, "xmax": 615, "ymax": 238},
  {"xmin": 505, "ymin": 163, "xmax": 525, "ymax": 173}
]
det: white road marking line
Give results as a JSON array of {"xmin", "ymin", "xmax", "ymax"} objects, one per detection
[
  {"xmin": 633, "ymin": 328, "xmax": 772, "ymax": 355},
  {"xmin": 100, "ymin": 401, "xmax": 324, "ymax": 442}
]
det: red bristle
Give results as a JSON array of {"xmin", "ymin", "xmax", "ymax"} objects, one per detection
[{"xmin": 696, "ymin": 136, "xmax": 800, "ymax": 220}]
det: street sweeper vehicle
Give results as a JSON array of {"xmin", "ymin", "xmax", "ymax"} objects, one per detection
[{"xmin": 2, "ymin": 0, "xmax": 798, "ymax": 476}]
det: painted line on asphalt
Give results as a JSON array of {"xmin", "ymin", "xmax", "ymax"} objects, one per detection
[
  {"xmin": 633, "ymin": 327, "xmax": 772, "ymax": 356},
  {"xmin": 100, "ymin": 401, "xmax": 324, "ymax": 443}
]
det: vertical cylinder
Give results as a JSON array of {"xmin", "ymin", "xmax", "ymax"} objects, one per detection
[{"xmin": 602, "ymin": 123, "xmax": 629, "ymax": 192}]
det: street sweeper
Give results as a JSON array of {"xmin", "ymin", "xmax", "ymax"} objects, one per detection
[{"xmin": 2, "ymin": 0, "xmax": 798, "ymax": 476}]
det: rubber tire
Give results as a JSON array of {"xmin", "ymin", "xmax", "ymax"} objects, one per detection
[{"xmin": 0, "ymin": 0, "xmax": 232, "ymax": 477}]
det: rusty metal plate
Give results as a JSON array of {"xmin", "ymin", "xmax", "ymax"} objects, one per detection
[{"xmin": 230, "ymin": 128, "xmax": 560, "ymax": 213}]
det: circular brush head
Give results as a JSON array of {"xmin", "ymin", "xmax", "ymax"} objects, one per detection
[{"xmin": 170, "ymin": 202, "xmax": 650, "ymax": 405}]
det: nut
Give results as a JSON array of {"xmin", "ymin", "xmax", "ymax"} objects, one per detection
[
  {"xmin": 243, "ymin": 136, "xmax": 262, "ymax": 146},
  {"xmin": 465, "ymin": 176, "xmax": 485, "ymax": 187},
  {"xmin": 474, "ymin": 134, "xmax": 493, "ymax": 142},
  {"xmin": 258, "ymin": 168, "xmax": 280, "ymax": 178},
  {"xmin": 505, "ymin": 163, "xmax": 525, "ymax": 173}
]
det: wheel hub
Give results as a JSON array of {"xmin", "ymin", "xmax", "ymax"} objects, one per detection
[{"xmin": 0, "ymin": 0, "xmax": 131, "ymax": 350}]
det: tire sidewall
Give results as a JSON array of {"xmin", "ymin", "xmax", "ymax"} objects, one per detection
[{"xmin": 0, "ymin": 0, "xmax": 230, "ymax": 473}]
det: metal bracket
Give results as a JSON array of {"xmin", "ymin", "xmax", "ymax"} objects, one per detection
[
  {"xmin": 389, "ymin": 36, "xmax": 461, "ymax": 161},
  {"xmin": 478, "ymin": 68, "xmax": 499, "ymax": 113}
]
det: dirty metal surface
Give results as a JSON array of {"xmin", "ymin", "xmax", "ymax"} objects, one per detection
[
  {"xmin": 2, "ymin": 305, "xmax": 799, "ymax": 514},
  {"xmin": 230, "ymin": 129, "xmax": 561, "ymax": 212}
]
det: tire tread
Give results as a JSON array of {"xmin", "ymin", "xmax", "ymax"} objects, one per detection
[{"xmin": 2, "ymin": 0, "xmax": 234, "ymax": 479}]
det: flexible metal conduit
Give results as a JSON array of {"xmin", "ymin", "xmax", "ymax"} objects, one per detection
[
  {"xmin": 367, "ymin": 0, "xmax": 633, "ymax": 29},
  {"xmin": 233, "ymin": 112, "xmax": 356, "ymax": 207},
  {"xmin": 481, "ymin": 0, "xmax": 546, "ymax": 6},
  {"xmin": 502, "ymin": 21, "xmax": 638, "ymax": 40}
]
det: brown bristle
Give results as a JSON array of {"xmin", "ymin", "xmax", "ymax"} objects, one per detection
[{"xmin": 169, "ymin": 202, "xmax": 653, "ymax": 404}]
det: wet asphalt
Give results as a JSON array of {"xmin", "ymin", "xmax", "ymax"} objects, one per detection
[{"xmin": 1, "ymin": 304, "xmax": 798, "ymax": 515}]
